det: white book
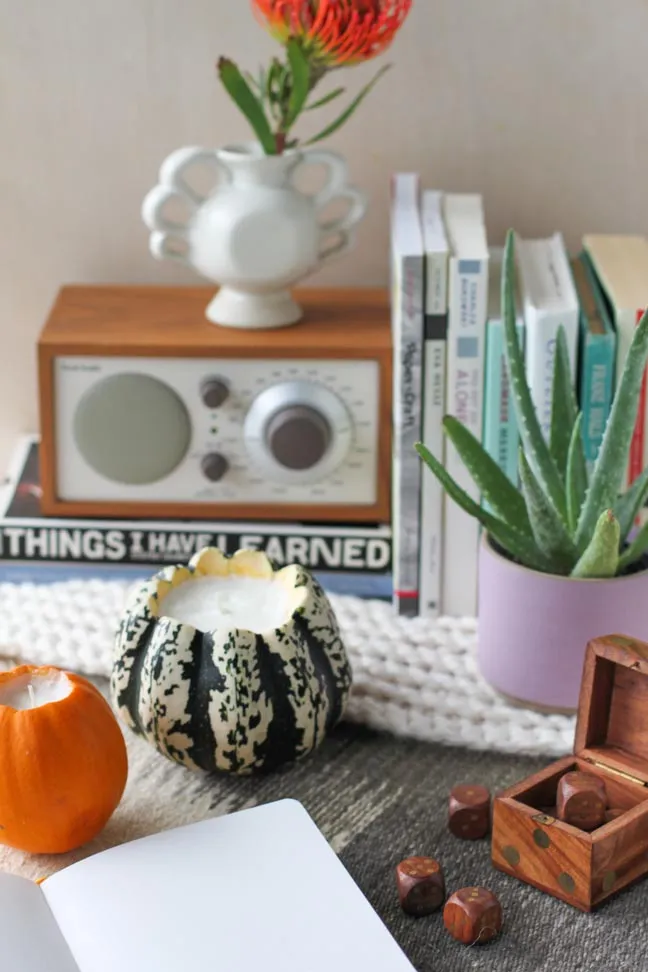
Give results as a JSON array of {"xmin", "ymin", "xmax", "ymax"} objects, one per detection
[
  {"xmin": 515, "ymin": 233, "xmax": 580, "ymax": 439},
  {"xmin": 1, "ymin": 799, "xmax": 415, "ymax": 972},
  {"xmin": 389, "ymin": 174, "xmax": 425, "ymax": 616},
  {"xmin": 419, "ymin": 190, "xmax": 449, "ymax": 617},
  {"xmin": 441, "ymin": 194, "xmax": 489, "ymax": 617}
]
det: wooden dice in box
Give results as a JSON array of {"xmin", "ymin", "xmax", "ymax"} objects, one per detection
[{"xmin": 491, "ymin": 635, "xmax": 648, "ymax": 911}]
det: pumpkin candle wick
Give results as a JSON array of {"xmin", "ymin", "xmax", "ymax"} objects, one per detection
[{"xmin": 0, "ymin": 670, "xmax": 72, "ymax": 710}]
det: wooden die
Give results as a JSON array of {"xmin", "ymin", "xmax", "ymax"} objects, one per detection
[{"xmin": 491, "ymin": 635, "xmax": 648, "ymax": 911}]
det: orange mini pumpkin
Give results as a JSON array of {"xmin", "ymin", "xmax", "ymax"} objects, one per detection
[{"xmin": 0, "ymin": 665, "xmax": 128, "ymax": 854}]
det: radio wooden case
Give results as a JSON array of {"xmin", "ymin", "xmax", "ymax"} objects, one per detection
[
  {"xmin": 492, "ymin": 634, "xmax": 648, "ymax": 911},
  {"xmin": 38, "ymin": 285, "xmax": 392, "ymax": 523}
]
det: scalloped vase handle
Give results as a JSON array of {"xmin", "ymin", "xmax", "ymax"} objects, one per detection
[{"xmin": 141, "ymin": 142, "xmax": 367, "ymax": 329}]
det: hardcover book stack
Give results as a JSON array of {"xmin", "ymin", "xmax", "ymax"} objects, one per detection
[
  {"xmin": 0, "ymin": 438, "xmax": 392, "ymax": 600},
  {"xmin": 389, "ymin": 174, "xmax": 648, "ymax": 618}
]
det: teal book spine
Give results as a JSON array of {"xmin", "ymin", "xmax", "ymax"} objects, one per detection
[
  {"xmin": 579, "ymin": 330, "xmax": 615, "ymax": 473},
  {"xmin": 573, "ymin": 253, "xmax": 616, "ymax": 475},
  {"xmin": 482, "ymin": 319, "xmax": 523, "ymax": 511}
]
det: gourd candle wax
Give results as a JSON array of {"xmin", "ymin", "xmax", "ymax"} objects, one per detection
[
  {"xmin": 162, "ymin": 573, "xmax": 293, "ymax": 633},
  {"xmin": 111, "ymin": 547, "xmax": 353, "ymax": 775},
  {"xmin": 0, "ymin": 666, "xmax": 128, "ymax": 854}
]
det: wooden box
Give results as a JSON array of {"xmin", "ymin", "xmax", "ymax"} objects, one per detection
[{"xmin": 492, "ymin": 634, "xmax": 648, "ymax": 911}]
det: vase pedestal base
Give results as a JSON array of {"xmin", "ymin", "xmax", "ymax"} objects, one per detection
[{"xmin": 205, "ymin": 287, "xmax": 303, "ymax": 330}]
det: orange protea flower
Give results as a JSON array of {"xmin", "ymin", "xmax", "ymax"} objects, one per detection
[{"xmin": 252, "ymin": 0, "xmax": 412, "ymax": 66}]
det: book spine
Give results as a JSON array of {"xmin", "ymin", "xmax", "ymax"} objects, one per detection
[
  {"xmin": 578, "ymin": 331, "xmax": 615, "ymax": 474},
  {"xmin": 630, "ymin": 307, "xmax": 648, "ymax": 486},
  {"xmin": 481, "ymin": 320, "xmax": 503, "ymax": 513},
  {"xmin": 0, "ymin": 561, "xmax": 394, "ymax": 599},
  {"xmin": 524, "ymin": 308, "xmax": 579, "ymax": 441},
  {"xmin": 441, "ymin": 256, "xmax": 489, "ymax": 617},
  {"xmin": 418, "ymin": 299, "xmax": 447, "ymax": 616},
  {"xmin": 0, "ymin": 522, "xmax": 392, "ymax": 575},
  {"xmin": 391, "ymin": 252, "xmax": 425, "ymax": 616},
  {"xmin": 482, "ymin": 320, "xmax": 523, "ymax": 509}
]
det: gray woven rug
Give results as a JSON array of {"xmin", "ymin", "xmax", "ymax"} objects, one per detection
[{"xmin": 1, "ymin": 676, "xmax": 645, "ymax": 971}]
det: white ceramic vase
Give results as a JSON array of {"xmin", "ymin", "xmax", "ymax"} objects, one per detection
[{"xmin": 141, "ymin": 141, "xmax": 367, "ymax": 329}]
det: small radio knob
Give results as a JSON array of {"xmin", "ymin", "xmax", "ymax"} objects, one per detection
[
  {"xmin": 201, "ymin": 452, "xmax": 229, "ymax": 482},
  {"xmin": 266, "ymin": 406, "xmax": 332, "ymax": 471},
  {"xmin": 200, "ymin": 377, "xmax": 229, "ymax": 408}
]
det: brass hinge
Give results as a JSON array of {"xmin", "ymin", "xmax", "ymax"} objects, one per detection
[{"xmin": 584, "ymin": 758, "xmax": 647, "ymax": 787}]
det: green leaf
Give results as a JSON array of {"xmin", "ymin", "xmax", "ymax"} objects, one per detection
[
  {"xmin": 576, "ymin": 305, "xmax": 648, "ymax": 548},
  {"xmin": 218, "ymin": 57, "xmax": 276, "ymax": 155},
  {"xmin": 518, "ymin": 448, "xmax": 577, "ymax": 573},
  {"xmin": 415, "ymin": 443, "xmax": 551, "ymax": 571},
  {"xmin": 306, "ymin": 87, "xmax": 345, "ymax": 110},
  {"xmin": 614, "ymin": 466, "xmax": 648, "ymax": 543},
  {"xmin": 501, "ymin": 232, "xmax": 568, "ymax": 524},
  {"xmin": 442, "ymin": 416, "xmax": 531, "ymax": 536},
  {"xmin": 304, "ymin": 64, "xmax": 391, "ymax": 146},
  {"xmin": 286, "ymin": 39, "xmax": 310, "ymax": 127},
  {"xmin": 571, "ymin": 510, "xmax": 620, "ymax": 578},
  {"xmin": 549, "ymin": 326, "xmax": 579, "ymax": 479},
  {"xmin": 618, "ymin": 518, "xmax": 648, "ymax": 571},
  {"xmin": 565, "ymin": 413, "xmax": 588, "ymax": 534}
]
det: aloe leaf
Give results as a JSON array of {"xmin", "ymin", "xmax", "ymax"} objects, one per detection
[
  {"xmin": 576, "ymin": 306, "xmax": 648, "ymax": 547},
  {"xmin": 618, "ymin": 518, "xmax": 648, "ymax": 571},
  {"xmin": 565, "ymin": 413, "xmax": 588, "ymax": 534},
  {"xmin": 501, "ymin": 232, "xmax": 568, "ymax": 523},
  {"xmin": 304, "ymin": 64, "xmax": 390, "ymax": 146},
  {"xmin": 571, "ymin": 510, "xmax": 620, "ymax": 578},
  {"xmin": 614, "ymin": 466, "xmax": 648, "ymax": 543},
  {"xmin": 550, "ymin": 326, "xmax": 579, "ymax": 479},
  {"xmin": 218, "ymin": 58, "xmax": 276, "ymax": 155},
  {"xmin": 285, "ymin": 39, "xmax": 310, "ymax": 126},
  {"xmin": 306, "ymin": 87, "xmax": 345, "ymax": 110},
  {"xmin": 415, "ymin": 443, "xmax": 551, "ymax": 571},
  {"xmin": 518, "ymin": 449, "xmax": 576, "ymax": 573},
  {"xmin": 442, "ymin": 416, "xmax": 531, "ymax": 535}
]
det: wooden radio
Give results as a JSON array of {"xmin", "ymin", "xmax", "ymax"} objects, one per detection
[
  {"xmin": 492, "ymin": 634, "xmax": 648, "ymax": 911},
  {"xmin": 37, "ymin": 286, "xmax": 392, "ymax": 522}
]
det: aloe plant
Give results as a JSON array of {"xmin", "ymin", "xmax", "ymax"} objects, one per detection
[{"xmin": 416, "ymin": 229, "xmax": 648, "ymax": 579}]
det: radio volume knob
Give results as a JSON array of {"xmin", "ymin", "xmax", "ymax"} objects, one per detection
[
  {"xmin": 266, "ymin": 406, "xmax": 332, "ymax": 471},
  {"xmin": 200, "ymin": 378, "xmax": 229, "ymax": 408},
  {"xmin": 201, "ymin": 452, "xmax": 229, "ymax": 482}
]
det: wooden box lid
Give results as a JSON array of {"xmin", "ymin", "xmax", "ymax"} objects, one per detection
[{"xmin": 575, "ymin": 635, "xmax": 648, "ymax": 786}]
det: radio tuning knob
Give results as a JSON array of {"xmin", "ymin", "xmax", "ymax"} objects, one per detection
[
  {"xmin": 200, "ymin": 377, "xmax": 229, "ymax": 408},
  {"xmin": 201, "ymin": 452, "xmax": 229, "ymax": 482},
  {"xmin": 266, "ymin": 406, "xmax": 332, "ymax": 470}
]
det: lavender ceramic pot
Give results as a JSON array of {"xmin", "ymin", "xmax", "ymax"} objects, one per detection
[{"xmin": 477, "ymin": 534, "xmax": 648, "ymax": 711}]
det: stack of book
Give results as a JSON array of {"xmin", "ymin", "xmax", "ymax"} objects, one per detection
[
  {"xmin": 0, "ymin": 437, "xmax": 393, "ymax": 599},
  {"xmin": 390, "ymin": 174, "xmax": 648, "ymax": 618}
]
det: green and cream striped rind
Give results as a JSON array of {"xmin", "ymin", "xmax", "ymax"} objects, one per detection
[{"xmin": 110, "ymin": 548, "xmax": 352, "ymax": 775}]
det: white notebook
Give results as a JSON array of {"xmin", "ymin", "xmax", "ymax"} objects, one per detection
[{"xmin": 1, "ymin": 798, "xmax": 415, "ymax": 972}]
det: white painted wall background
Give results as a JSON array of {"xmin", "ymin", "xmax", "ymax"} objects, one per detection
[{"xmin": 1, "ymin": 0, "xmax": 647, "ymax": 468}]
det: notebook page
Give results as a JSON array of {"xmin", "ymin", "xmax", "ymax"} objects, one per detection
[
  {"xmin": 0, "ymin": 872, "xmax": 79, "ymax": 972},
  {"xmin": 41, "ymin": 799, "xmax": 415, "ymax": 972}
]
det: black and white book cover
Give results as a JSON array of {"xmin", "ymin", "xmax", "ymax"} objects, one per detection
[{"xmin": 0, "ymin": 437, "xmax": 392, "ymax": 596}]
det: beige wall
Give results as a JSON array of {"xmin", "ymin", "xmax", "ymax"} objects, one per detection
[{"xmin": 2, "ymin": 0, "xmax": 647, "ymax": 470}]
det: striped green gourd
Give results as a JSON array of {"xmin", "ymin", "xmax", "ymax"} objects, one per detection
[
  {"xmin": 416, "ymin": 229, "xmax": 648, "ymax": 578},
  {"xmin": 111, "ymin": 547, "xmax": 352, "ymax": 774}
]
